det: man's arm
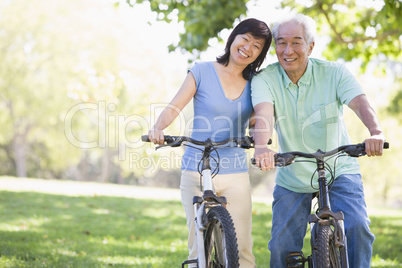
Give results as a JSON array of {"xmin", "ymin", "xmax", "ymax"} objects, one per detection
[
  {"xmin": 253, "ymin": 102, "xmax": 276, "ymax": 170},
  {"xmin": 348, "ymin": 94, "xmax": 386, "ymax": 156}
]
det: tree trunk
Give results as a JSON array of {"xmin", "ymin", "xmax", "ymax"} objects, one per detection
[
  {"xmin": 12, "ymin": 133, "xmax": 27, "ymax": 177},
  {"xmin": 100, "ymin": 148, "xmax": 110, "ymax": 183}
]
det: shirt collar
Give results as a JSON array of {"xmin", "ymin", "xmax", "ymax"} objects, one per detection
[{"xmin": 280, "ymin": 58, "xmax": 313, "ymax": 88}]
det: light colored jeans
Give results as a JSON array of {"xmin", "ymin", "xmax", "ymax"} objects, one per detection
[
  {"xmin": 268, "ymin": 174, "xmax": 375, "ymax": 267},
  {"xmin": 180, "ymin": 170, "xmax": 256, "ymax": 268}
]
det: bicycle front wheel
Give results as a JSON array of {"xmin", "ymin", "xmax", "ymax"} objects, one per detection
[
  {"xmin": 204, "ymin": 206, "xmax": 239, "ymax": 268},
  {"xmin": 314, "ymin": 224, "xmax": 342, "ymax": 268}
]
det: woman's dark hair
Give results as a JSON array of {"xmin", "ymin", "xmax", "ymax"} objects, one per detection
[{"xmin": 216, "ymin": 18, "xmax": 272, "ymax": 80}]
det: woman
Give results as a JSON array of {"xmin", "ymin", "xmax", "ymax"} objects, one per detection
[{"xmin": 148, "ymin": 18, "xmax": 272, "ymax": 267}]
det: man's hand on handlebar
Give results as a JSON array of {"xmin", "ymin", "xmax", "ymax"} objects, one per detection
[
  {"xmin": 254, "ymin": 148, "xmax": 277, "ymax": 171},
  {"xmin": 364, "ymin": 133, "xmax": 386, "ymax": 157}
]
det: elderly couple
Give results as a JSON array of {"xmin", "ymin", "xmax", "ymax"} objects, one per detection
[{"xmin": 147, "ymin": 13, "xmax": 386, "ymax": 267}]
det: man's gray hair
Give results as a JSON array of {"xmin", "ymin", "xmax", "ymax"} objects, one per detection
[{"xmin": 272, "ymin": 13, "xmax": 317, "ymax": 44}]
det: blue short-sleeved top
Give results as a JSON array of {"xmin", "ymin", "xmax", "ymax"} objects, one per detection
[
  {"xmin": 251, "ymin": 58, "xmax": 363, "ymax": 193},
  {"xmin": 181, "ymin": 61, "xmax": 253, "ymax": 174}
]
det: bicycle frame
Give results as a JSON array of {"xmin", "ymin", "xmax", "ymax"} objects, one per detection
[
  {"xmin": 143, "ymin": 135, "xmax": 267, "ymax": 268},
  {"xmin": 144, "ymin": 136, "xmax": 244, "ymax": 268},
  {"xmin": 277, "ymin": 142, "xmax": 389, "ymax": 268}
]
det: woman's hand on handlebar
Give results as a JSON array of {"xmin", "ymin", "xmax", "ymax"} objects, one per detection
[
  {"xmin": 148, "ymin": 128, "xmax": 165, "ymax": 145},
  {"xmin": 254, "ymin": 148, "xmax": 277, "ymax": 171}
]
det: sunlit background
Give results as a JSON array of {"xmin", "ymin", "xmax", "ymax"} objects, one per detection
[{"xmin": 1, "ymin": 0, "xmax": 401, "ymax": 208}]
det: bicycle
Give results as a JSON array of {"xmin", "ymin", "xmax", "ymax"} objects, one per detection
[
  {"xmin": 253, "ymin": 141, "xmax": 389, "ymax": 268},
  {"xmin": 142, "ymin": 134, "xmax": 261, "ymax": 268}
]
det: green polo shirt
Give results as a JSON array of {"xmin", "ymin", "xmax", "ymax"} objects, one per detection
[{"xmin": 251, "ymin": 58, "xmax": 363, "ymax": 193}]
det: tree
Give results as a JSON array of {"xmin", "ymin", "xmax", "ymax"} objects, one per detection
[
  {"xmin": 280, "ymin": 0, "xmax": 401, "ymax": 71},
  {"xmin": 125, "ymin": 0, "xmax": 249, "ymax": 54},
  {"xmin": 125, "ymin": 0, "xmax": 401, "ymax": 69},
  {"xmin": 0, "ymin": 0, "xmax": 79, "ymax": 177}
]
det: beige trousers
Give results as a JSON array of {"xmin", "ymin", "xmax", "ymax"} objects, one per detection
[{"xmin": 180, "ymin": 170, "xmax": 256, "ymax": 268}]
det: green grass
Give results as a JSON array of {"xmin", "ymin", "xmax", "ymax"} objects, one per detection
[{"xmin": 0, "ymin": 190, "xmax": 401, "ymax": 267}]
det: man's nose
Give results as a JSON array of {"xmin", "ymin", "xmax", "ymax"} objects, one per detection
[{"xmin": 284, "ymin": 44, "xmax": 293, "ymax": 54}]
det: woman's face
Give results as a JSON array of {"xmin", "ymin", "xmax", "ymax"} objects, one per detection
[{"xmin": 230, "ymin": 33, "xmax": 265, "ymax": 66}]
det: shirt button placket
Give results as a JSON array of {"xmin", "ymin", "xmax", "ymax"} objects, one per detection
[{"xmin": 297, "ymin": 84, "xmax": 304, "ymax": 123}]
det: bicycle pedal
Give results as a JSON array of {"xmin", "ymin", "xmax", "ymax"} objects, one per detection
[{"xmin": 286, "ymin": 251, "xmax": 307, "ymax": 268}]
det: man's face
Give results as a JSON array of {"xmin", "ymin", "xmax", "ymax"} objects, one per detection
[{"xmin": 275, "ymin": 21, "xmax": 314, "ymax": 82}]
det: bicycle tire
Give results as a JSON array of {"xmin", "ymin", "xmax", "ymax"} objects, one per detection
[
  {"xmin": 204, "ymin": 206, "xmax": 239, "ymax": 268},
  {"xmin": 314, "ymin": 224, "xmax": 342, "ymax": 268}
]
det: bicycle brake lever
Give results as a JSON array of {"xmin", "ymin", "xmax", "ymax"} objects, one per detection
[
  {"xmin": 169, "ymin": 142, "xmax": 182, "ymax": 147},
  {"xmin": 275, "ymin": 154, "xmax": 295, "ymax": 167},
  {"xmin": 344, "ymin": 144, "xmax": 366, "ymax": 157},
  {"xmin": 155, "ymin": 141, "xmax": 181, "ymax": 150}
]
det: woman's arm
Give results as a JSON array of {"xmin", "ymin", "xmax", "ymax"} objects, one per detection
[{"xmin": 148, "ymin": 72, "xmax": 197, "ymax": 144}]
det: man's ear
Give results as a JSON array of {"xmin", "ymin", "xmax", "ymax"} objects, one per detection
[{"xmin": 308, "ymin": 41, "xmax": 315, "ymax": 56}]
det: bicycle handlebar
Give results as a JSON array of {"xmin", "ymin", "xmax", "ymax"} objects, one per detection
[
  {"xmin": 141, "ymin": 135, "xmax": 272, "ymax": 149},
  {"xmin": 251, "ymin": 142, "xmax": 389, "ymax": 167}
]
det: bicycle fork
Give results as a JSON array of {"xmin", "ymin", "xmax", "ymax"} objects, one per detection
[
  {"xmin": 309, "ymin": 161, "xmax": 349, "ymax": 268},
  {"xmin": 286, "ymin": 160, "xmax": 349, "ymax": 268},
  {"xmin": 183, "ymin": 148, "xmax": 227, "ymax": 268},
  {"xmin": 187, "ymin": 167, "xmax": 222, "ymax": 268}
]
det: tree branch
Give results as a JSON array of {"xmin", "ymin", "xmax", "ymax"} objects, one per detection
[{"xmin": 317, "ymin": 1, "xmax": 401, "ymax": 44}]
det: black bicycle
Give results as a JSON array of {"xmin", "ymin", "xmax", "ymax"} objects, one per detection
[
  {"xmin": 142, "ymin": 135, "xmax": 261, "ymax": 268},
  {"xmin": 253, "ymin": 141, "xmax": 389, "ymax": 268}
]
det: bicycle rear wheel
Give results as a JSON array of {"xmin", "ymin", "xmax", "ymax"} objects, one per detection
[
  {"xmin": 204, "ymin": 206, "xmax": 239, "ymax": 268},
  {"xmin": 313, "ymin": 224, "xmax": 342, "ymax": 268}
]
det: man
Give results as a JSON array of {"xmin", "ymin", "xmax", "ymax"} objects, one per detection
[{"xmin": 251, "ymin": 14, "xmax": 386, "ymax": 267}]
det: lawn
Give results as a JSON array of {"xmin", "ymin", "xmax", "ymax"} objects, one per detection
[{"xmin": 0, "ymin": 182, "xmax": 401, "ymax": 267}]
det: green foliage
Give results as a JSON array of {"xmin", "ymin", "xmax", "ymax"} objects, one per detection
[
  {"xmin": 0, "ymin": 0, "xmax": 81, "ymax": 177},
  {"xmin": 387, "ymin": 78, "xmax": 402, "ymax": 117},
  {"xmin": 127, "ymin": 0, "xmax": 249, "ymax": 53},
  {"xmin": 0, "ymin": 0, "xmax": 187, "ymax": 180},
  {"xmin": 280, "ymin": 0, "xmax": 402, "ymax": 72}
]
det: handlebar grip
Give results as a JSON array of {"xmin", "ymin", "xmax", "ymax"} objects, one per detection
[
  {"xmin": 384, "ymin": 142, "xmax": 389, "ymax": 149},
  {"xmin": 141, "ymin": 135, "xmax": 150, "ymax": 142},
  {"xmin": 361, "ymin": 142, "xmax": 390, "ymax": 149}
]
